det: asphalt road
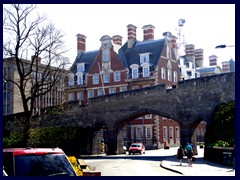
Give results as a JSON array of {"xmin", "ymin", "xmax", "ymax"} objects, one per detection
[{"xmin": 82, "ymin": 150, "xmax": 182, "ymax": 176}]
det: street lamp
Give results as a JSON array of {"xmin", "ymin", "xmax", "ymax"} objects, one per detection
[{"xmin": 215, "ymin": 44, "xmax": 235, "ymax": 48}]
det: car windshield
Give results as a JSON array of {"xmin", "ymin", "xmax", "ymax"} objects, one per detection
[
  {"xmin": 14, "ymin": 154, "xmax": 76, "ymax": 176},
  {"xmin": 131, "ymin": 144, "xmax": 141, "ymax": 147}
]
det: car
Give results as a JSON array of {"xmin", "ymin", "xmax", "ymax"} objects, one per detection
[
  {"xmin": 128, "ymin": 143, "xmax": 145, "ymax": 155},
  {"xmin": 3, "ymin": 147, "xmax": 77, "ymax": 176}
]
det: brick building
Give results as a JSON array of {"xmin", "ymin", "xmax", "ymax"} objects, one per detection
[{"xmin": 65, "ymin": 24, "xmax": 202, "ymax": 149}]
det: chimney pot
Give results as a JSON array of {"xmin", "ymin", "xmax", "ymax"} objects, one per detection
[{"xmin": 77, "ymin": 34, "xmax": 87, "ymax": 52}]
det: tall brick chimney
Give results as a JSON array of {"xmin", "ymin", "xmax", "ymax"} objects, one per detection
[
  {"xmin": 76, "ymin": 34, "xmax": 86, "ymax": 53},
  {"xmin": 185, "ymin": 44, "xmax": 195, "ymax": 56},
  {"xmin": 142, "ymin": 24, "xmax": 155, "ymax": 41},
  {"xmin": 208, "ymin": 55, "xmax": 218, "ymax": 66},
  {"xmin": 112, "ymin": 35, "xmax": 123, "ymax": 46},
  {"xmin": 127, "ymin": 24, "xmax": 137, "ymax": 48},
  {"xmin": 194, "ymin": 49, "xmax": 204, "ymax": 68}
]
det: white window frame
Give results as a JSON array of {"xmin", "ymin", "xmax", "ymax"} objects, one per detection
[
  {"xmin": 145, "ymin": 114, "xmax": 152, "ymax": 119},
  {"xmin": 132, "ymin": 68, "xmax": 138, "ymax": 79},
  {"xmin": 175, "ymin": 127, "xmax": 179, "ymax": 140},
  {"xmin": 168, "ymin": 69, "xmax": 172, "ymax": 81},
  {"xmin": 68, "ymin": 74, "xmax": 74, "ymax": 86},
  {"xmin": 161, "ymin": 67, "xmax": 166, "ymax": 79},
  {"xmin": 163, "ymin": 126, "xmax": 168, "ymax": 140},
  {"xmin": 98, "ymin": 89, "xmax": 104, "ymax": 96},
  {"xmin": 77, "ymin": 75, "xmax": 83, "ymax": 85},
  {"xmin": 109, "ymin": 88, "xmax": 116, "ymax": 94},
  {"xmin": 173, "ymin": 71, "xmax": 178, "ymax": 82},
  {"xmin": 140, "ymin": 53, "xmax": 150, "ymax": 64},
  {"xmin": 136, "ymin": 127, "xmax": 143, "ymax": 140},
  {"xmin": 77, "ymin": 63, "xmax": 85, "ymax": 72},
  {"xmin": 169, "ymin": 126, "xmax": 173, "ymax": 139},
  {"xmin": 143, "ymin": 67, "xmax": 150, "ymax": 77},
  {"xmin": 114, "ymin": 71, "xmax": 121, "ymax": 82},
  {"xmin": 146, "ymin": 126, "xmax": 152, "ymax": 139},
  {"xmin": 93, "ymin": 74, "xmax": 99, "ymax": 84},
  {"xmin": 120, "ymin": 86, "xmax": 127, "ymax": 92},
  {"xmin": 103, "ymin": 73, "xmax": 110, "ymax": 83}
]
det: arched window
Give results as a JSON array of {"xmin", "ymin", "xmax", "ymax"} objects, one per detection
[{"xmin": 68, "ymin": 73, "xmax": 74, "ymax": 86}]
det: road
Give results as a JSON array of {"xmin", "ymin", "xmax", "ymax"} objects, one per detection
[{"xmin": 82, "ymin": 148, "xmax": 182, "ymax": 176}]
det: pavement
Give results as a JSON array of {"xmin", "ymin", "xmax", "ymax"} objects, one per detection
[{"xmin": 159, "ymin": 146, "xmax": 235, "ymax": 176}]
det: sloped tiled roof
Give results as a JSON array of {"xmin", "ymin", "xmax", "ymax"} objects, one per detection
[
  {"xmin": 70, "ymin": 50, "xmax": 99, "ymax": 73},
  {"xmin": 118, "ymin": 39, "xmax": 165, "ymax": 72}
]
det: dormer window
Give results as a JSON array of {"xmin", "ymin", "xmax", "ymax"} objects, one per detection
[
  {"xmin": 130, "ymin": 64, "xmax": 139, "ymax": 79},
  {"xmin": 76, "ymin": 72, "xmax": 84, "ymax": 85},
  {"xmin": 140, "ymin": 53, "xmax": 150, "ymax": 64},
  {"xmin": 77, "ymin": 63, "xmax": 85, "ymax": 72},
  {"xmin": 68, "ymin": 73, "xmax": 74, "ymax": 86},
  {"xmin": 141, "ymin": 62, "xmax": 150, "ymax": 77}
]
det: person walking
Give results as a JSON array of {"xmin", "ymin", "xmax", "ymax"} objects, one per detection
[
  {"xmin": 185, "ymin": 142, "xmax": 193, "ymax": 167},
  {"xmin": 177, "ymin": 145, "xmax": 185, "ymax": 166}
]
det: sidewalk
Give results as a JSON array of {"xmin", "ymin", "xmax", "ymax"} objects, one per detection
[{"xmin": 160, "ymin": 146, "xmax": 235, "ymax": 176}]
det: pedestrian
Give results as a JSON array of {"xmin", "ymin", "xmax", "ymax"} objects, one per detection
[
  {"xmin": 177, "ymin": 145, "xmax": 185, "ymax": 166},
  {"xmin": 185, "ymin": 142, "xmax": 193, "ymax": 167}
]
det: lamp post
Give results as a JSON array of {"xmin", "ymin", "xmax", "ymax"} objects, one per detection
[{"xmin": 3, "ymin": 79, "xmax": 7, "ymax": 115}]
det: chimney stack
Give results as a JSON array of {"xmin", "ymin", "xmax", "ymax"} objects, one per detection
[
  {"xmin": 185, "ymin": 44, "xmax": 195, "ymax": 57},
  {"xmin": 112, "ymin": 35, "xmax": 123, "ymax": 46},
  {"xmin": 194, "ymin": 49, "xmax": 204, "ymax": 68},
  {"xmin": 142, "ymin": 24, "xmax": 155, "ymax": 41},
  {"xmin": 77, "ymin": 34, "xmax": 86, "ymax": 52},
  {"xmin": 31, "ymin": 55, "xmax": 41, "ymax": 65},
  {"xmin": 127, "ymin": 24, "xmax": 137, "ymax": 48},
  {"xmin": 208, "ymin": 55, "xmax": 218, "ymax": 66}
]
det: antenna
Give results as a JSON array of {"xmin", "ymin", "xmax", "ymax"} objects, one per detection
[{"xmin": 176, "ymin": 18, "xmax": 186, "ymax": 58}]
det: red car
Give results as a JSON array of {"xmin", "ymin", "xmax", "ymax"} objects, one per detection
[
  {"xmin": 3, "ymin": 147, "xmax": 77, "ymax": 176},
  {"xmin": 128, "ymin": 143, "xmax": 145, "ymax": 155}
]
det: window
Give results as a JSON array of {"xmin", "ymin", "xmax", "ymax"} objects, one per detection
[
  {"xmin": 169, "ymin": 127, "xmax": 173, "ymax": 139},
  {"xmin": 77, "ymin": 63, "xmax": 85, "ymax": 72},
  {"xmin": 98, "ymin": 89, "xmax": 104, "ymax": 96},
  {"xmin": 102, "ymin": 50, "xmax": 110, "ymax": 62},
  {"xmin": 103, "ymin": 73, "xmax": 110, "ymax": 83},
  {"xmin": 88, "ymin": 90, "xmax": 94, "ymax": 98},
  {"xmin": 69, "ymin": 77, "xmax": 74, "ymax": 86},
  {"xmin": 109, "ymin": 88, "xmax": 116, "ymax": 94},
  {"xmin": 140, "ymin": 54, "xmax": 150, "ymax": 64},
  {"xmin": 173, "ymin": 71, "xmax": 178, "ymax": 82},
  {"xmin": 120, "ymin": 86, "xmax": 127, "ymax": 92},
  {"xmin": 145, "ymin": 114, "xmax": 152, "ymax": 119},
  {"xmin": 132, "ymin": 68, "xmax": 138, "ymax": 79},
  {"xmin": 77, "ymin": 75, "xmax": 83, "ymax": 85},
  {"xmin": 93, "ymin": 74, "xmax": 99, "ymax": 84},
  {"xmin": 163, "ymin": 126, "xmax": 167, "ymax": 140},
  {"xmin": 132, "ymin": 86, "xmax": 139, "ymax": 90},
  {"xmin": 114, "ymin": 71, "xmax": 121, "ymax": 82},
  {"xmin": 168, "ymin": 69, "xmax": 172, "ymax": 81},
  {"xmin": 77, "ymin": 92, "xmax": 83, "ymax": 100},
  {"xmin": 175, "ymin": 127, "xmax": 179, "ymax": 140},
  {"xmin": 146, "ymin": 127, "xmax": 152, "ymax": 139},
  {"xmin": 68, "ymin": 93, "xmax": 74, "ymax": 101},
  {"xmin": 161, "ymin": 67, "xmax": 166, "ymax": 79},
  {"xmin": 136, "ymin": 127, "xmax": 143, "ymax": 140},
  {"xmin": 143, "ymin": 67, "xmax": 149, "ymax": 77}
]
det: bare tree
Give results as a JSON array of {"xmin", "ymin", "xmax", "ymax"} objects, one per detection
[{"xmin": 3, "ymin": 4, "xmax": 70, "ymax": 146}]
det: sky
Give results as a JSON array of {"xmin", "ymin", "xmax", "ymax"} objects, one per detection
[{"xmin": 10, "ymin": 4, "xmax": 237, "ymax": 67}]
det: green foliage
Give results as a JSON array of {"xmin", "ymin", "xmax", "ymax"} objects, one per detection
[
  {"xmin": 205, "ymin": 101, "xmax": 235, "ymax": 147},
  {"xmin": 3, "ymin": 132, "xmax": 24, "ymax": 147},
  {"xmin": 4, "ymin": 126, "xmax": 78, "ymax": 148}
]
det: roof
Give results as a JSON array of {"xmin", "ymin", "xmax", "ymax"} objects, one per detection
[
  {"xmin": 70, "ymin": 50, "xmax": 99, "ymax": 73},
  {"xmin": 196, "ymin": 66, "xmax": 222, "ymax": 74},
  {"xmin": 118, "ymin": 39, "xmax": 165, "ymax": 72}
]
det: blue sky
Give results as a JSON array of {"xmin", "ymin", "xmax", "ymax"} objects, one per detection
[{"xmin": 8, "ymin": 4, "xmax": 236, "ymax": 66}]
